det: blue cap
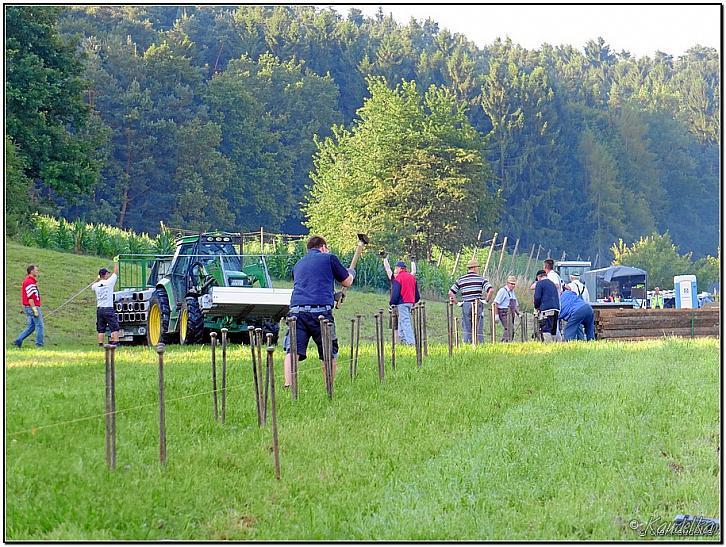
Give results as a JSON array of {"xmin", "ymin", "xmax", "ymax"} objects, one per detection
[{"xmin": 395, "ymin": 261, "xmax": 406, "ymax": 268}]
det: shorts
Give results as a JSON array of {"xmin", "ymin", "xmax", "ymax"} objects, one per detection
[
  {"xmin": 97, "ymin": 307, "xmax": 120, "ymax": 333},
  {"xmin": 283, "ymin": 310, "xmax": 338, "ymax": 361}
]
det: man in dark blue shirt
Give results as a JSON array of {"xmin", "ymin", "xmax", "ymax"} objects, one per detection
[
  {"xmin": 283, "ymin": 236, "xmax": 354, "ymax": 387},
  {"xmin": 533, "ymin": 269, "xmax": 560, "ymax": 342}
]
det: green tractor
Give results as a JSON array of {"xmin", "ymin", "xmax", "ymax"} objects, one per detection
[{"xmin": 113, "ymin": 231, "xmax": 292, "ymax": 345}]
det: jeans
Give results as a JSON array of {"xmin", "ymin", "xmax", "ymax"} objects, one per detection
[
  {"xmin": 461, "ymin": 300, "xmax": 484, "ymax": 343},
  {"xmin": 563, "ymin": 305, "xmax": 595, "ymax": 341},
  {"xmin": 15, "ymin": 306, "xmax": 44, "ymax": 347},
  {"xmin": 396, "ymin": 303, "xmax": 415, "ymax": 345}
]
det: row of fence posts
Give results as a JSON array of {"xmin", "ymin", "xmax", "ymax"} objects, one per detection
[
  {"xmin": 369, "ymin": 303, "xmax": 431, "ymax": 381},
  {"xmin": 440, "ymin": 301, "xmax": 535, "ymax": 346},
  {"xmin": 100, "ymin": 303, "xmax": 540, "ymax": 476},
  {"xmin": 103, "ymin": 327, "xmax": 283, "ymax": 480},
  {"xmin": 103, "ymin": 342, "xmax": 168, "ymax": 470}
]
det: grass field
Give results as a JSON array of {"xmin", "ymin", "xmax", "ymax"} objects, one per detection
[{"xmin": 4, "ymin": 242, "xmax": 721, "ymax": 540}]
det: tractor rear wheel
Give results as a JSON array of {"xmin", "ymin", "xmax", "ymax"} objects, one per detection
[
  {"xmin": 147, "ymin": 289, "xmax": 172, "ymax": 346},
  {"xmin": 179, "ymin": 296, "xmax": 204, "ymax": 345}
]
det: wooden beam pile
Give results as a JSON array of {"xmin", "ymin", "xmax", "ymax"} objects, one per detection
[{"xmin": 594, "ymin": 308, "xmax": 720, "ymax": 340}]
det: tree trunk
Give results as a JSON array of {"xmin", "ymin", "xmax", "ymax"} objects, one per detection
[{"xmin": 118, "ymin": 129, "xmax": 132, "ymax": 227}]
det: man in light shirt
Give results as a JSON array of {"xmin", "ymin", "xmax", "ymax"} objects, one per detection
[
  {"xmin": 565, "ymin": 273, "xmax": 590, "ymax": 301},
  {"xmin": 92, "ymin": 261, "xmax": 120, "ymax": 346},
  {"xmin": 493, "ymin": 275, "xmax": 520, "ymax": 342},
  {"xmin": 543, "ymin": 258, "xmax": 563, "ymax": 294}
]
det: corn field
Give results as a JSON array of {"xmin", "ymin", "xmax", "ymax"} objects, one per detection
[{"xmin": 19, "ymin": 215, "xmax": 176, "ymax": 258}]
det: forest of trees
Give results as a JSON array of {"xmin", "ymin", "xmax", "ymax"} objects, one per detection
[{"xmin": 6, "ymin": 5, "xmax": 720, "ymax": 260}]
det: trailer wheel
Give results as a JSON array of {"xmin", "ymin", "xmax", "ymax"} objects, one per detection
[
  {"xmin": 147, "ymin": 290, "xmax": 172, "ymax": 346},
  {"xmin": 259, "ymin": 320, "xmax": 280, "ymax": 345},
  {"xmin": 227, "ymin": 330, "xmax": 251, "ymax": 345},
  {"xmin": 179, "ymin": 296, "xmax": 204, "ymax": 345}
]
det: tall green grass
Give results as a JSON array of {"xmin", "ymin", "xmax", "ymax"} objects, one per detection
[
  {"xmin": 5, "ymin": 242, "xmax": 720, "ymax": 540},
  {"xmin": 5, "ymin": 338, "xmax": 720, "ymax": 540}
]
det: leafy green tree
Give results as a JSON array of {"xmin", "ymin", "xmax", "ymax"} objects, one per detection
[
  {"xmin": 693, "ymin": 251, "xmax": 720, "ymax": 291},
  {"xmin": 6, "ymin": 6, "xmax": 104, "ymax": 204},
  {"xmin": 580, "ymin": 128, "xmax": 626, "ymax": 263},
  {"xmin": 611, "ymin": 232, "xmax": 693, "ymax": 289},
  {"xmin": 169, "ymin": 121, "xmax": 235, "ymax": 231},
  {"xmin": 5, "ymin": 137, "xmax": 33, "ymax": 235},
  {"xmin": 305, "ymin": 77, "xmax": 498, "ymax": 257}
]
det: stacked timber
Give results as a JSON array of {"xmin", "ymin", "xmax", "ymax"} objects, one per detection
[{"xmin": 594, "ymin": 307, "xmax": 720, "ymax": 340}]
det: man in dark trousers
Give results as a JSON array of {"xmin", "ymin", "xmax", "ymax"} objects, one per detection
[
  {"xmin": 14, "ymin": 264, "xmax": 44, "ymax": 348},
  {"xmin": 92, "ymin": 261, "xmax": 120, "ymax": 346},
  {"xmin": 283, "ymin": 236, "xmax": 354, "ymax": 387},
  {"xmin": 533, "ymin": 269, "xmax": 560, "ymax": 342},
  {"xmin": 448, "ymin": 258, "xmax": 494, "ymax": 343},
  {"xmin": 559, "ymin": 287, "xmax": 595, "ymax": 341}
]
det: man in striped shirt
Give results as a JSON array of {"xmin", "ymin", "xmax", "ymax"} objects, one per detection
[
  {"xmin": 14, "ymin": 264, "xmax": 44, "ymax": 348},
  {"xmin": 448, "ymin": 258, "xmax": 494, "ymax": 343}
]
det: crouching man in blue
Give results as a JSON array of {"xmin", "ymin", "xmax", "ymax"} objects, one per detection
[
  {"xmin": 559, "ymin": 287, "xmax": 595, "ymax": 341},
  {"xmin": 283, "ymin": 236, "xmax": 354, "ymax": 388}
]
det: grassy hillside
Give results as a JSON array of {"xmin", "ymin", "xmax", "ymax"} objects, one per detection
[
  {"xmin": 5, "ymin": 242, "xmax": 112, "ymax": 347},
  {"xmin": 5, "ymin": 241, "xmax": 506, "ymax": 348}
]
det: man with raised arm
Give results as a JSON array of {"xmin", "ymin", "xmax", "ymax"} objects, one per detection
[
  {"xmin": 92, "ymin": 260, "xmax": 120, "ymax": 346},
  {"xmin": 283, "ymin": 236, "xmax": 354, "ymax": 387}
]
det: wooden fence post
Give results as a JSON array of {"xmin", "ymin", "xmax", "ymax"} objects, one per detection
[{"xmin": 156, "ymin": 343, "xmax": 167, "ymax": 465}]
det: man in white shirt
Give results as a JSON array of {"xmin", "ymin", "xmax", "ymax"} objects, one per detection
[
  {"xmin": 565, "ymin": 273, "xmax": 590, "ymax": 301},
  {"xmin": 543, "ymin": 259, "xmax": 563, "ymax": 295},
  {"xmin": 92, "ymin": 261, "xmax": 120, "ymax": 346}
]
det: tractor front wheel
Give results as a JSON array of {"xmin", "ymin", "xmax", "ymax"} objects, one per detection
[
  {"xmin": 179, "ymin": 296, "xmax": 204, "ymax": 345},
  {"xmin": 147, "ymin": 289, "xmax": 172, "ymax": 346}
]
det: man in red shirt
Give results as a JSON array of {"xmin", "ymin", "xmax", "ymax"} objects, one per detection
[
  {"xmin": 390, "ymin": 261, "xmax": 420, "ymax": 345},
  {"xmin": 14, "ymin": 264, "xmax": 44, "ymax": 348}
]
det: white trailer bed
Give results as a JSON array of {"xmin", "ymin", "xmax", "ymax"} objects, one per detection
[{"xmin": 201, "ymin": 287, "xmax": 292, "ymax": 321}]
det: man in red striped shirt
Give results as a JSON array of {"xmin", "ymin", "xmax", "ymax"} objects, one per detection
[{"xmin": 14, "ymin": 264, "xmax": 44, "ymax": 348}]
